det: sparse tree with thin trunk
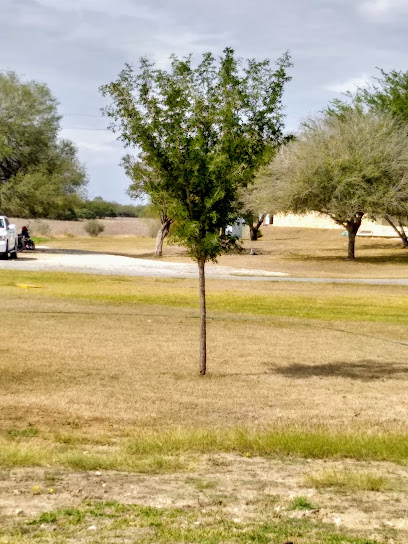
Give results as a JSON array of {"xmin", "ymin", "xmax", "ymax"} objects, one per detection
[
  {"xmin": 122, "ymin": 155, "xmax": 173, "ymax": 256},
  {"xmin": 101, "ymin": 48, "xmax": 292, "ymax": 374},
  {"xmin": 256, "ymin": 108, "xmax": 408, "ymax": 260},
  {"xmin": 239, "ymin": 185, "xmax": 266, "ymax": 241}
]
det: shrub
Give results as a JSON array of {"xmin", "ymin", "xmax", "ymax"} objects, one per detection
[
  {"xmin": 85, "ymin": 219, "xmax": 105, "ymax": 237},
  {"xmin": 289, "ymin": 496, "xmax": 316, "ymax": 510}
]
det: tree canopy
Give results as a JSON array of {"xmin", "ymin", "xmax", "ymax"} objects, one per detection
[
  {"xmin": 354, "ymin": 68, "xmax": 408, "ymax": 124},
  {"xmin": 257, "ymin": 108, "xmax": 408, "ymax": 259},
  {"xmin": 350, "ymin": 69, "xmax": 408, "ymax": 245},
  {"xmin": 0, "ymin": 72, "xmax": 87, "ymax": 217},
  {"xmin": 101, "ymin": 48, "xmax": 292, "ymax": 373}
]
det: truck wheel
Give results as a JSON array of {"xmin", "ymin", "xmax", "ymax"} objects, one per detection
[{"xmin": 10, "ymin": 246, "xmax": 18, "ymax": 259}]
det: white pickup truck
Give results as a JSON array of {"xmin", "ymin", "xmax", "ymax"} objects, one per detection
[{"xmin": 0, "ymin": 216, "xmax": 18, "ymax": 259}]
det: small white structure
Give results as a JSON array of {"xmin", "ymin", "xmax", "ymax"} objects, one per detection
[
  {"xmin": 226, "ymin": 218, "xmax": 250, "ymax": 239},
  {"xmin": 263, "ymin": 213, "xmax": 273, "ymax": 225}
]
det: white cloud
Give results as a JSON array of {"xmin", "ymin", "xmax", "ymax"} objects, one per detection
[
  {"xmin": 36, "ymin": 0, "xmax": 156, "ymax": 19},
  {"xmin": 358, "ymin": 0, "xmax": 408, "ymax": 19},
  {"xmin": 60, "ymin": 128, "xmax": 121, "ymax": 157},
  {"xmin": 325, "ymin": 74, "xmax": 370, "ymax": 94}
]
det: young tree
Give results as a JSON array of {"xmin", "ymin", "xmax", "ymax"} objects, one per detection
[
  {"xmin": 122, "ymin": 154, "xmax": 173, "ymax": 256},
  {"xmin": 101, "ymin": 48, "xmax": 292, "ymax": 374},
  {"xmin": 257, "ymin": 108, "xmax": 408, "ymax": 259},
  {"xmin": 239, "ymin": 184, "xmax": 267, "ymax": 241}
]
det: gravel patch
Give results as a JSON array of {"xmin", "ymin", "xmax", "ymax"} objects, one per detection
[{"xmin": 0, "ymin": 249, "xmax": 287, "ymax": 280}]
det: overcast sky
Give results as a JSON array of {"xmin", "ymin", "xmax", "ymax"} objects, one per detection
[{"xmin": 1, "ymin": 0, "xmax": 407, "ymax": 203}]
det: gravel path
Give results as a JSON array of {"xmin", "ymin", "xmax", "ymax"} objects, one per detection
[
  {"xmin": 1, "ymin": 248, "xmax": 408, "ymax": 285},
  {"xmin": 0, "ymin": 248, "xmax": 287, "ymax": 280}
]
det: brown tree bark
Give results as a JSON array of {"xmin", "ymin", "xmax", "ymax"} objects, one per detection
[
  {"xmin": 347, "ymin": 231, "xmax": 356, "ymax": 260},
  {"xmin": 384, "ymin": 215, "xmax": 408, "ymax": 247},
  {"xmin": 154, "ymin": 217, "xmax": 173, "ymax": 257},
  {"xmin": 345, "ymin": 213, "xmax": 363, "ymax": 260},
  {"xmin": 247, "ymin": 213, "xmax": 265, "ymax": 241},
  {"xmin": 198, "ymin": 257, "xmax": 207, "ymax": 375}
]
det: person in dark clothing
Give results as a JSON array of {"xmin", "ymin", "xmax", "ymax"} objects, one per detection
[{"xmin": 21, "ymin": 226, "xmax": 30, "ymax": 238}]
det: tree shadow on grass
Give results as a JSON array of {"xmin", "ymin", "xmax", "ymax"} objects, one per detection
[
  {"xmin": 352, "ymin": 255, "xmax": 408, "ymax": 264},
  {"xmin": 274, "ymin": 360, "xmax": 408, "ymax": 381}
]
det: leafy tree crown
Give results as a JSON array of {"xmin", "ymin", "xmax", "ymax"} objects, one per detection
[{"xmin": 101, "ymin": 48, "xmax": 292, "ymax": 261}]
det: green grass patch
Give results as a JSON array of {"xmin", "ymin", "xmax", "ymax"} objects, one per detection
[
  {"xmin": 0, "ymin": 442, "xmax": 48, "ymax": 468},
  {"xmin": 1, "ymin": 269, "xmax": 408, "ymax": 324},
  {"xmin": 7, "ymin": 427, "xmax": 39, "ymax": 439},
  {"xmin": 304, "ymin": 469, "xmax": 391, "ymax": 492},
  {"xmin": 126, "ymin": 427, "xmax": 408, "ymax": 464},
  {"xmin": 1, "ymin": 429, "xmax": 408, "ymax": 470},
  {"xmin": 1, "ymin": 500, "xmax": 381, "ymax": 544},
  {"xmin": 0, "ymin": 438, "xmax": 189, "ymax": 473},
  {"xmin": 289, "ymin": 496, "xmax": 317, "ymax": 510},
  {"xmin": 31, "ymin": 236, "xmax": 51, "ymax": 244}
]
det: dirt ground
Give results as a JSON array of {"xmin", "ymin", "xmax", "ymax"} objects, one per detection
[{"xmin": 1, "ymin": 456, "xmax": 408, "ymax": 542}]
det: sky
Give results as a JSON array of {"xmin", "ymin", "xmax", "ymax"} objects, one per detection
[{"xmin": 1, "ymin": 0, "xmax": 407, "ymax": 203}]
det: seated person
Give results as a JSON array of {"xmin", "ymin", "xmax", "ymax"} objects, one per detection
[{"xmin": 21, "ymin": 225, "xmax": 30, "ymax": 238}]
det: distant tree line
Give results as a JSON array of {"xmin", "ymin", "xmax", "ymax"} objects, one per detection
[{"xmin": 74, "ymin": 197, "xmax": 151, "ymax": 220}]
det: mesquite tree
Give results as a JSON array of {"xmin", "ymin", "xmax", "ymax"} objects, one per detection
[
  {"xmin": 257, "ymin": 108, "xmax": 408, "ymax": 259},
  {"xmin": 101, "ymin": 48, "xmax": 292, "ymax": 374},
  {"xmin": 353, "ymin": 69, "xmax": 408, "ymax": 246}
]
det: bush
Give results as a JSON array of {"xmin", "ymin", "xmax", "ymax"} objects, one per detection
[{"xmin": 85, "ymin": 219, "xmax": 105, "ymax": 237}]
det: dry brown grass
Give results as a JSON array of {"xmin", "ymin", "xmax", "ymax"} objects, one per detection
[
  {"xmin": 1, "ymin": 271, "xmax": 407, "ymax": 439},
  {"xmin": 205, "ymin": 226, "xmax": 408, "ymax": 279}
]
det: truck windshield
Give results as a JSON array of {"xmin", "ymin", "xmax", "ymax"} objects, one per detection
[{"xmin": 0, "ymin": 219, "xmax": 3, "ymax": 229}]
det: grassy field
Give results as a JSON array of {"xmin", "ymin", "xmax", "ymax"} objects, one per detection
[
  {"xmin": 1, "ymin": 232, "xmax": 408, "ymax": 542},
  {"xmin": 1, "ymin": 270, "xmax": 408, "ymax": 433}
]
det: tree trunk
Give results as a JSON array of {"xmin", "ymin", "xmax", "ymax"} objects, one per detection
[
  {"xmin": 398, "ymin": 221, "xmax": 408, "ymax": 247},
  {"xmin": 384, "ymin": 215, "xmax": 408, "ymax": 247},
  {"xmin": 249, "ymin": 225, "xmax": 258, "ymax": 241},
  {"xmin": 249, "ymin": 214, "xmax": 265, "ymax": 241},
  {"xmin": 345, "ymin": 214, "xmax": 363, "ymax": 260},
  {"xmin": 198, "ymin": 257, "xmax": 207, "ymax": 376},
  {"xmin": 154, "ymin": 218, "xmax": 172, "ymax": 257},
  {"xmin": 347, "ymin": 231, "xmax": 356, "ymax": 260}
]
